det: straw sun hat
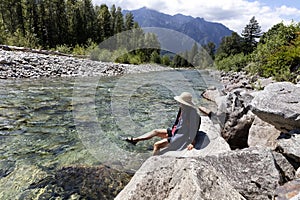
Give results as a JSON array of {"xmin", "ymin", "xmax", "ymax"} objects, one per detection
[{"xmin": 174, "ymin": 92, "xmax": 195, "ymax": 107}]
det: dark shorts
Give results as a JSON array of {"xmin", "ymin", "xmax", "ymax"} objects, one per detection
[{"xmin": 167, "ymin": 128, "xmax": 175, "ymax": 143}]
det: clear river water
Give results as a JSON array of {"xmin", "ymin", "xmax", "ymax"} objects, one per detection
[{"xmin": 0, "ymin": 69, "xmax": 220, "ymax": 196}]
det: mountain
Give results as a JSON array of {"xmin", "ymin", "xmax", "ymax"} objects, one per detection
[{"xmin": 123, "ymin": 7, "xmax": 233, "ymax": 47}]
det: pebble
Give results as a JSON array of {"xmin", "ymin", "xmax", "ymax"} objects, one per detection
[{"xmin": 0, "ymin": 49, "xmax": 169, "ymax": 79}]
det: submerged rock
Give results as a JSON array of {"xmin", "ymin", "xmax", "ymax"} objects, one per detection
[{"xmin": 0, "ymin": 164, "xmax": 132, "ymax": 199}]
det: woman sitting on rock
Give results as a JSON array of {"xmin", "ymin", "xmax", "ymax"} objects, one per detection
[{"xmin": 124, "ymin": 92, "xmax": 201, "ymax": 155}]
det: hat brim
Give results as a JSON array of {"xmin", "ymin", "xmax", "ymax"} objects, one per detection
[{"xmin": 174, "ymin": 96, "xmax": 195, "ymax": 107}]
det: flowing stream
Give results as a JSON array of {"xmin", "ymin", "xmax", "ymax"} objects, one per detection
[{"xmin": 0, "ymin": 69, "xmax": 220, "ymax": 196}]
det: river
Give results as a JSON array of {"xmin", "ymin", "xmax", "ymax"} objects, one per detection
[{"xmin": 0, "ymin": 69, "xmax": 220, "ymax": 198}]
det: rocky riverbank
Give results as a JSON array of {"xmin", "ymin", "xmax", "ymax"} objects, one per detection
[
  {"xmin": 116, "ymin": 71, "xmax": 300, "ymax": 200},
  {"xmin": 0, "ymin": 48, "xmax": 169, "ymax": 79}
]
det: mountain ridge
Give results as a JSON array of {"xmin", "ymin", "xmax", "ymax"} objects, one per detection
[{"xmin": 123, "ymin": 7, "xmax": 233, "ymax": 47}]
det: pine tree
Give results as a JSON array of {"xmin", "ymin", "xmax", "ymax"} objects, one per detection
[
  {"xmin": 114, "ymin": 7, "xmax": 124, "ymax": 34},
  {"xmin": 241, "ymin": 16, "xmax": 262, "ymax": 54},
  {"xmin": 125, "ymin": 12, "xmax": 134, "ymax": 31},
  {"xmin": 216, "ymin": 32, "xmax": 243, "ymax": 59},
  {"xmin": 97, "ymin": 4, "xmax": 112, "ymax": 41},
  {"xmin": 110, "ymin": 4, "xmax": 116, "ymax": 34},
  {"xmin": 203, "ymin": 42, "xmax": 216, "ymax": 60},
  {"xmin": 83, "ymin": 0, "xmax": 96, "ymax": 42}
]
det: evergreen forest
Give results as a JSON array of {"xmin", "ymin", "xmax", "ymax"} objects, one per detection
[{"xmin": 0, "ymin": 1, "xmax": 299, "ymax": 82}]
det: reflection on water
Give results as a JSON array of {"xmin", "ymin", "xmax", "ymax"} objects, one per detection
[{"xmin": 0, "ymin": 69, "xmax": 220, "ymax": 196}]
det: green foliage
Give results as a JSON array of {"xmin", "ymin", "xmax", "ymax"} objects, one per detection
[
  {"xmin": 150, "ymin": 51, "xmax": 161, "ymax": 64},
  {"xmin": 72, "ymin": 44, "xmax": 86, "ymax": 55},
  {"xmin": 241, "ymin": 16, "xmax": 262, "ymax": 54},
  {"xmin": 90, "ymin": 47, "xmax": 102, "ymax": 61},
  {"xmin": 215, "ymin": 32, "xmax": 243, "ymax": 59},
  {"xmin": 215, "ymin": 53, "xmax": 249, "ymax": 72},
  {"xmin": 215, "ymin": 18, "xmax": 299, "ymax": 83},
  {"xmin": 247, "ymin": 22, "xmax": 300, "ymax": 82},
  {"xmin": 0, "ymin": 1, "xmax": 133, "ymax": 49},
  {"xmin": 161, "ymin": 55, "xmax": 171, "ymax": 66},
  {"xmin": 55, "ymin": 45, "xmax": 72, "ymax": 54},
  {"xmin": 203, "ymin": 42, "xmax": 216, "ymax": 60},
  {"xmin": 125, "ymin": 12, "xmax": 134, "ymax": 31},
  {"xmin": 128, "ymin": 54, "xmax": 142, "ymax": 65},
  {"xmin": 6, "ymin": 29, "xmax": 39, "ymax": 48},
  {"xmin": 97, "ymin": 49, "xmax": 113, "ymax": 62}
]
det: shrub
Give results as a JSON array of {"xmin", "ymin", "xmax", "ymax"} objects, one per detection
[
  {"xmin": 72, "ymin": 44, "xmax": 86, "ymax": 55},
  {"xmin": 89, "ymin": 47, "xmax": 102, "ymax": 61},
  {"xmin": 6, "ymin": 29, "xmax": 39, "ymax": 48},
  {"xmin": 97, "ymin": 49, "xmax": 113, "ymax": 62},
  {"xmin": 161, "ymin": 55, "xmax": 171, "ymax": 66},
  {"xmin": 128, "ymin": 54, "xmax": 142, "ymax": 65},
  {"xmin": 55, "ymin": 44, "xmax": 72, "ymax": 54},
  {"xmin": 215, "ymin": 53, "xmax": 249, "ymax": 72},
  {"xmin": 150, "ymin": 51, "xmax": 161, "ymax": 64}
]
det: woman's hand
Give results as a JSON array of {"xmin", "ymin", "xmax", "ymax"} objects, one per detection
[{"xmin": 187, "ymin": 144, "xmax": 194, "ymax": 150}]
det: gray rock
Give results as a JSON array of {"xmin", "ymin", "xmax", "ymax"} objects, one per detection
[
  {"xmin": 206, "ymin": 147, "xmax": 280, "ymax": 199},
  {"xmin": 116, "ymin": 156, "xmax": 245, "ymax": 200},
  {"xmin": 250, "ymin": 82, "xmax": 300, "ymax": 133},
  {"xmin": 254, "ymin": 77, "xmax": 275, "ymax": 90},
  {"xmin": 277, "ymin": 134, "xmax": 300, "ymax": 163},
  {"xmin": 272, "ymin": 152, "xmax": 296, "ymax": 183},
  {"xmin": 296, "ymin": 168, "xmax": 300, "ymax": 178},
  {"xmin": 116, "ymin": 147, "xmax": 280, "ymax": 200},
  {"xmin": 275, "ymin": 179, "xmax": 300, "ymax": 200},
  {"xmin": 218, "ymin": 89, "xmax": 255, "ymax": 149},
  {"xmin": 248, "ymin": 116, "xmax": 281, "ymax": 150},
  {"xmin": 0, "ymin": 160, "xmax": 15, "ymax": 178},
  {"xmin": 0, "ymin": 49, "xmax": 170, "ymax": 79},
  {"xmin": 201, "ymin": 87, "xmax": 223, "ymax": 102}
]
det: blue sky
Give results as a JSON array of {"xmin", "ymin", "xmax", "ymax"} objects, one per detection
[
  {"xmin": 249, "ymin": 0, "xmax": 300, "ymax": 9},
  {"xmin": 92, "ymin": 0, "xmax": 300, "ymax": 33}
]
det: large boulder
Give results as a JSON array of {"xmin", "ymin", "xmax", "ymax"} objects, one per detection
[
  {"xmin": 217, "ymin": 89, "xmax": 255, "ymax": 149},
  {"xmin": 277, "ymin": 134, "xmax": 300, "ymax": 165},
  {"xmin": 116, "ymin": 147, "xmax": 281, "ymax": 200},
  {"xmin": 116, "ymin": 156, "xmax": 245, "ymax": 200},
  {"xmin": 205, "ymin": 147, "xmax": 280, "ymax": 199},
  {"xmin": 250, "ymin": 82, "xmax": 300, "ymax": 132},
  {"xmin": 248, "ymin": 116, "xmax": 281, "ymax": 150}
]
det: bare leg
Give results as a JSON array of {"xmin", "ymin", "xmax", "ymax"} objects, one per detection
[
  {"xmin": 153, "ymin": 139, "xmax": 169, "ymax": 155},
  {"xmin": 132, "ymin": 129, "xmax": 168, "ymax": 143}
]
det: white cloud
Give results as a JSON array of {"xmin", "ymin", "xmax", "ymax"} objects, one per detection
[{"xmin": 92, "ymin": 0, "xmax": 300, "ymax": 34}]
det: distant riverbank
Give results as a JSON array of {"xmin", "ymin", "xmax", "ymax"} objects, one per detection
[{"xmin": 0, "ymin": 47, "xmax": 170, "ymax": 79}]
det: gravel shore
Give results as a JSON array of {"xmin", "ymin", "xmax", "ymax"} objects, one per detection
[{"xmin": 0, "ymin": 49, "xmax": 170, "ymax": 79}]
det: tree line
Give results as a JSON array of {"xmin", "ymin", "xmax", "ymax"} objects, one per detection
[
  {"xmin": 0, "ymin": 1, "xmax": 299, "ymax": 81},
  {"xmin": 0, "ymin": 0, "xmax": 150, "ymax": 48},
  {"xmin": 173, "ymin": 16, "xmax": 299, "ymax": 83},
  {"xmin": 0, "ymin": 0, "xmax": 162, "ymax": 64},
  {"xmin": 215, "ymin": 16, "xmax": 300, "ymax": 83}
]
